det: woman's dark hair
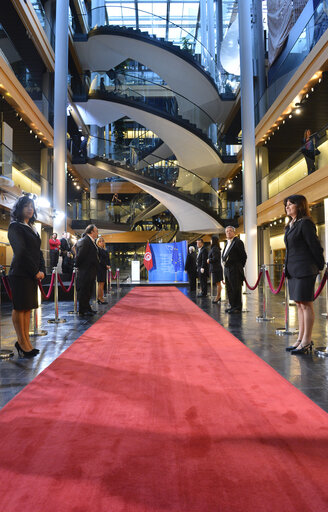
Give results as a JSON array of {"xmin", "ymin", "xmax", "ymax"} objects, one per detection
[
  {"xmin": 11, "ymin": 195, "xmax": 37, "ymax": 225},
  {"xmin": 283, "ymin": 194, "xmax": 311, "ymax": 225},
  {"xmin": 211, "ymin": 236, "xmax": 219, "ymax": 246},
  {"xmin": 52, "ymin": 232, "xmax": 57, "ymax": 238}
]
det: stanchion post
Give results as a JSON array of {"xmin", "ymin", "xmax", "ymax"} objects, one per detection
[
  {"xmin": 29, "ymin": 287, "xmax": 48, "ymax": 336},
  {"xmin": 48, "ymin": 267, "xmax": 66, "ymax": 324},
  {"xmin": 256, "ymin": 265, "xmax": 275, "ymax": 322},
  {"xmin": 0, "ymin": 267, "xmax": 14, "ymax": 359},
  {"xmin": 275, "ymin": 275, "xmax": 298, "ymax": 335},
  {"xmin": 210, "ymin": 274, "xmax": 213, "ymax": 299},
  {"xmin": 196, "ymin": 277, "xmax": 199, "ymax": 295},
  {"xmin": 117, "ymin": 268, "xmax": 120, "ymax": 291},
  {"xmin": 243, "ymin": 281, "xmax": 250, "ymax": 295},
  {"xmin": 107, "ymin": 269, "xmax": 114, "ymax": 295},
  {"xmin": 68, "ymin": 268, "xmax": 78, "ymax": 315},
  {"xmin": 321, "ymin": 270, "xmax": 328, "ymax": 318}
]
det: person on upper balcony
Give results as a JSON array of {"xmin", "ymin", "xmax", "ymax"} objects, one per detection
[{"xmin": 301, "ymin": 129, "xmax": 319, "ymax": 175}]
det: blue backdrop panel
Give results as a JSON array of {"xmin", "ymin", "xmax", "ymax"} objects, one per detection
[{"xmin": 149, "ymin": 241, "xmax": 188, "ymax": 282}]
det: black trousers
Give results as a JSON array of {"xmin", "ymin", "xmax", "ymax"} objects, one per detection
[
  {"xmin": 198, "ymin": 270, "xmax": 208, "ymax": 296},
  {"xmin": 187, "ymin": 272, "xmax": 196, "ymax": 291},
  {"xmin": 77, "ymin": 271, "xmax": 96, "ymax": 313},
  {"xmin": 50, "ymin": 250, "xmax": 59, "ymax": 269},
  {"xmin": 224, "ymin": 266, "xmax": 243, "ymax": 310}
]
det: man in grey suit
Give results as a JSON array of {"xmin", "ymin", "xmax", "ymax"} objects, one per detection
[{"xmin": 222, "ymin": 226, "xmax": 247, "ymax": 313}]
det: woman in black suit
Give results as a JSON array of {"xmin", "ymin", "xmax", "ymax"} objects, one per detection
[
  {"xmin": 284, "ymin": 194, "xmax": 325, "ymax": 354},
  {"xmin": 8, "ymin": 196, "xmax": 45, "ymax": 358},
  {"xmin": 96, "ymin": 236, "xmax": 111, "ymax": 304},
  {"xmin": 207, "ymin": 235, "xmax": 223, "ymax": 303}
]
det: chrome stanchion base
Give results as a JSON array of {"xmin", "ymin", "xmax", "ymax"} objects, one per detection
[
  {"xmin": 0, "ymin": 349, "xmax": 14, "ymax": 359},
  {"xmin": 68, "ymin": 311, "xmax": 77, "ymax": 315},
  {"xmin": 242, "ymin": 308, "xmax": 249, "ymax": 312},
  {"xmin": 29, "ymin": 329, "xmax": 48, "ymax": 336},
  {"xmin": 275, "ymin": 328, "xmax": 298, "ymax": 335},
  {"xmin": 47, "ymin": 318, "xmax": 67, "ymax": 324},
  {"xmin": 314, "ymin": 346, "xmax": 328, "ymax": 357},
  {"xmin": 256, "ymin": 315, "xmax": 275, "ymax": 322}
]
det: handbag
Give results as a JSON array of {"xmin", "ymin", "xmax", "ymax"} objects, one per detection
[{"xmin": 315, "ymin": 148, "xmax": 321, "ymax": 156}]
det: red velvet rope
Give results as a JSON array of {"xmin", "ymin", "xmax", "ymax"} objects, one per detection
[
  {"xmin": 265, "ymin": 270, "xmax": 285, "ymax": 295},
  {"xmin": 57, "ymin": 271, "xmax": 75, "ymax": 293},
  {"xmin": 38, "ymin": 272, "xmax": 55, "ymax": 300},
  {"xmin": 244, "ymin": 271, "xmax": 263, "ymax": 290},
  {"xmin": 314, "ymin": 271, "xmax": 327, "ymax": 300},
  {"xmin": 1, "ymin": 275, "xmax": 12, "ymax": 300},
  {"xmin": 109, "ymin": 269, "xmax": 119, "ymax": 280}
]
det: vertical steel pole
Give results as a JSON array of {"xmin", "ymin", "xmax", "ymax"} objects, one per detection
[
  {"xmin": 48, "ymin": 267, "xmax": 66, "ymax": 324},
  {"xmin": 0, "ymin": 270, "xmax": 14, "ymax": 359},
  {"xmin": 117, "ymin": 269, "xmax": 120, "ymax": 291},
  {"xmin": 257, "ymin": 265, "xmax": 275, "ymax": 321}
]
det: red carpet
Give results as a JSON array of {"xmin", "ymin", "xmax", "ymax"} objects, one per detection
[{"xmin": 0, "ymin": 287, "xmax": 328, "ymax": 511}]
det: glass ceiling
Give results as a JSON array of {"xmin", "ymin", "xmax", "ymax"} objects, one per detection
[{"xmin": 105, "ymin": 0, "xmax": 241, "ymax": 46}]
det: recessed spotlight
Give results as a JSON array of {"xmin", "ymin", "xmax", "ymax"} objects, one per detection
[{"xmin": 289, "ymin": 114, "xmax": 292, "ymax": 118}]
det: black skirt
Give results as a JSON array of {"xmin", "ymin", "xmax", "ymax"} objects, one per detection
[
  {"xmin": 288, "ymin": 275, "xmax": 316, "ymax": 302},
  {"xmin": 211, "ymin": 269, "xmax": 223, "ymax": 283},
  {"xmin": 97, "ymin": 267, "xmax": 107, "ymax": 283},
  {"xmin": 9, "ymin": 275, "xmax": 38, "ymax": 310}
]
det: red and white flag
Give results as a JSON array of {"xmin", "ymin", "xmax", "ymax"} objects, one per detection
[{"xmin": 143, "ymin": 241, "xmax": 153, "ymax": 271}]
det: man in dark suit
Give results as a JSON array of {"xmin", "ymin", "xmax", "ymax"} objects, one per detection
[
  {"xmin": 76, "ymin": 224, "xmax": 99, "ymax": 316},
  {"xmin": 222, "ymin": 226, "xmax": 247, "ymax": 313},
  {"xmin": 196, "ymin": 238, "xmax": 209, "ymax": 297}
]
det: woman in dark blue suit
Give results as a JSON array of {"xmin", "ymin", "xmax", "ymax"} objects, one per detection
[
  {"xmin": 284, "ymin": 195, "xmax": 325, "ymax": 354},
  {"xmin": 8, "ymin": 196, "xmax": 45, "ymax": 358}
]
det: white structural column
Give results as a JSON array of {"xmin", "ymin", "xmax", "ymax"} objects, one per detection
[
  {"xmin": 207, "ymin": 0, "xmax": 215, "ymax": 78},
  {"xmin": 53, "ymin": 0, "xmax": 69, "ymax": 234},
  {"xmin": 238, "ymin": 0, "xmax": 258, "ymax": 284},
  {"xmin": 200, "ymin": 0, "xmax": 207, "ymax": 69}
]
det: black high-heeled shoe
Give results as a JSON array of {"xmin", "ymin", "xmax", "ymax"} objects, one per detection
[
  {"xmin": 286, "ymin": 340, "xmax": 302, "ymax": 352},
  {"xmin": 15, "ymin": 342, "xmax": 39, "ymax": 358},
  {"xmin": 291, "ymin": 341, "xmax": 314, "ymax": 355},
  {"xmin": 97, "ymin": 299, "xmax": 108, "ymax": 304}
]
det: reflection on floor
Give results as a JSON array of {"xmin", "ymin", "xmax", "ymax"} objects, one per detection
[{"xmin": 1, "ymin": 284, "xmax": 328, "ymax": 413}]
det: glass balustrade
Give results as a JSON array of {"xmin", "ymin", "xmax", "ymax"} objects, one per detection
[
  {"xmin": 67, "ymin": 192, "xmax": 157, "ymax": 226},
  {"xmin": 30, "ymin": 0, "xmax": 55, "ymax": 49},
  {"xmin": 80, "ymin": 135, "xmax": 223, "ymax": 219},
  {"xmin": 255, "ymin": 0, "xmax": 328, "ymax": 121},
  {"xmin": 70, "ymin": 5, "xmax": 239, "ymax": 95},
  {"xmin": 0, "ymin": 25, "xmax": 54, "ymax": 126},
  {"xmin": 259, "ymin": 126, "xmax": 328, "ymax": 201},
  {"xmin": 75, "ymin": 71, "xmax": 218, "ymax": 143},
  {"xmin": 0, "ymin": 143, "xmax": 42, "ymax": 194}
]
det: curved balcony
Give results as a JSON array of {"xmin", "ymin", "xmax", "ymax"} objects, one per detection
[
  {"xmin": 72, "ymin": 6, "xmax": 238, "ymax": 123},
  {"xmin": 73, "ymin": 73, "xmax": 231, "ymax": 179},
  {"xmin": 68, "ymin": 191, "xmax": 159, "ymax": 231},
  {"xmin": 72, "ymin": 136, "xmax": 240, "ymax": 233}
]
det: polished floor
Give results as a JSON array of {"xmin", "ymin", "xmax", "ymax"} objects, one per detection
[{"xmin": 1, "ymin": 283, "xmax": 328, "ymax": 413}]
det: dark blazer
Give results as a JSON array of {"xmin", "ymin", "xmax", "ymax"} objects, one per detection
[
  {"xmin": 196, "ymin": 245, "xmax": 208, "ymax": 274},
  {"xmin": 222, "ymin": 237, "xmax": 247, "ymax": 269},
  {"xmin": 208, "ymin": 245, "xmax": 222, "ymax": 275},
  {"xmin": 97, "ymin": 247, "xmax": 110, "ymax": 282},
  {"xmin": 8, "ymin": 222, "xmax": 45, "ymax": 278},
  {"xmin": 76, "ymin": 235, "xmax": 99, "ymax": 278},
  {"xmin": 284, "ymin": 217, "xmax": 325, "ymax": 278},
  {"xmin": 184, "ymin": 251, "xmax": 197, "ymax": 276}
]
